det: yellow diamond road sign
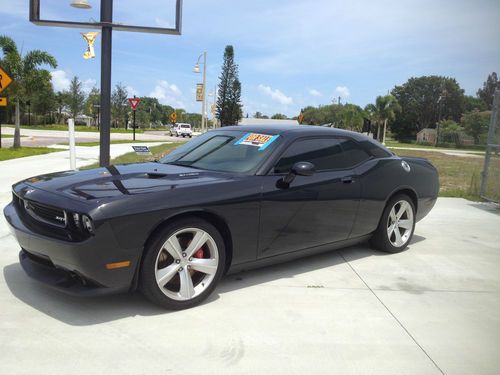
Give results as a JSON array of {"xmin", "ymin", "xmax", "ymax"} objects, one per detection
[
  {"xmin": 0, "ymin": 97, "xmax": 7, "ymax": 107},
  {"xmin": 0, "ymin": 67, "xmax": 13, "ymax": 94}
]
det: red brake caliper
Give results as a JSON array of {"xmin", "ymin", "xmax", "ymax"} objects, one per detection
[{"xmin": 194, "ymin": 248, "xmax": 204, "ymax": 259}]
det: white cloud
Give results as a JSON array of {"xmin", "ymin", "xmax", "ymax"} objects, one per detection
[
  {"xmin": 335, "ymin": 86, "xmax": 350, "ymax": 101},
  {"xmin": 258, "ymin": 84, "xmax": 293, "ymax": 105},
  {"xmin": 50, "ymin": 70, "xmax": 71, "ymax": 92},
  {"xmin": 150, "ymin": 80, "xmax": 184, "ymax": 108},
  {"xmin": 126, "ymin": 85, "xmax": 139, "ymax": 97},
  {"xmin": 82, "ymin": 79, "xmax": 97, "ymax": 93},
  {"xmin": 155, "ymin": 17, "xmax": 173, "ymax": 29},
  {"xmin": 309, "ymin": 89, "xmax": 322, "ymax": 97}
]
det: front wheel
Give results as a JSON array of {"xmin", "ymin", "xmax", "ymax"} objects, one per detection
[
  {"xmin": 140, "ymin": 218, "xmax": 226, "ymax": 309},
  {"xmin": 370, "ymin": 194, "xmax": 416, "ymax": 253}
]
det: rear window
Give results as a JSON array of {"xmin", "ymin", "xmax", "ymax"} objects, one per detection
[{"xmin": 181, "ymin": 125, "xmax": 190, "ymax": 128}]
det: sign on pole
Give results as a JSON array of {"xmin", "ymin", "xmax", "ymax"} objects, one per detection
[
  {"xmin": 196, "ymin": 83, "xmax": 204, "ymax": 102},
  {"xmin": 170, "ymin": 112, "xmax": 177, "ymax": 124},
  {"xmin": 81, "ymin": 32, "xmax": 99, "ymax": 59},
  {"xmin": 0, "ymin": 97, "xmax": 7, "ymax": 107},
  {"xmin": 128, "ymin": 97, "xmax": 141, "ymax": 110},
  {"xmin": 0, "ymin": 67, "xmax": 13, "ymax": 94}
]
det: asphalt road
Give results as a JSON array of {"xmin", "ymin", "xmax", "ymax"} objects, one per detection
[
  {"xmin": 0, "ymin": 146, "xmax": 499, "ymax": 374},
  {"xmin": 0, "ymin": 126, "xmax": 185, "ymax": 147}
]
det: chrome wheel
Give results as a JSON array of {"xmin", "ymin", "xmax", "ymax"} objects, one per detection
[
  {"xmin": 386, "ymin": 200, "xmax": 414, "ymax": 247},
  {"xmin": 154, "ymin": 227, "xmax": 219, "ymax": 301}
]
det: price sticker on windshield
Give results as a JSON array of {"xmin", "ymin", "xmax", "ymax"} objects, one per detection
[{"xmin": 235, "ymin": 133, "xmax": 279, "ymax": 150}]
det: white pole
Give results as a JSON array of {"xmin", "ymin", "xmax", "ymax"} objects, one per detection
[{"xmin": 68, "ymin": 118, "xmax": 76, "ymax": 170}]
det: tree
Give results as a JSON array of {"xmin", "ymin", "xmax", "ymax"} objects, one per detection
[
  {"xmin": 31, "ymin": 70, "xmax": 56, "ymax": 125},
  {"xmin": 366, "ymin": 95, "xmax": 401, "ymax": 142},
  {"xmin": 391, "ymin": 76, "xmax": 465, "ymax": 140},
  {"xmin": 477, "ymin": 72, "xmax": 498, "ymax": 110},
  {"xmin": 54, "ymin": 91, "xmax": 69, "ymax": 125},
  {"xmin": 464, "ymin": 95, "xmax": 487, "ymax": 112},
  {"xmin": 0, "ymin": 35, "xmax": 57, "ymax": 147},
  {"xmin": 271, "ymin": 113, "xmax": 287, "ymax": 119},
  {"xmin": 461, "ymin": 110, "xmax": 490, "ymax": 144},
  {"xmin": 66, "ymin": 76, "xmax": 85, "ymax": 119},
  {"xmin": 111, "ymin": 83, "xmax": 128, "ymax": 128},
  {"xmin": 84, "ymin": 87, "xmax": 100, "ymax": 126},
  {"xmin": 216, "ymin": 45, "xmax": 242, "ymax": 126}
]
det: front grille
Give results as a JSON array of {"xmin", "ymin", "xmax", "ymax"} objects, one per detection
[{"xmin": 21, "ymin": 198, "xmax": 67, "ymax": 228}]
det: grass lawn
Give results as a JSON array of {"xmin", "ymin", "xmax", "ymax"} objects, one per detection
[
  {"xmin": 0, "ymin": 147, "xmax": 60, "ymax": 161},
  {"xmin": 386, "ymin": 139, "xmax": 484, "ymax": 152},
  {"xmin": 81, "ymin": 142, "xmax": 183, "ymax": 170},
  {"xmin": 393, "ymin": 149, "xmax": 499, "ymax": 201},
  {"xmin": 5, "ymin": 124, "xmax": 145, "ymax": 134},
  {"xmin": 58, "ymin": 140, "xmax": 168, "ymax": 147}
]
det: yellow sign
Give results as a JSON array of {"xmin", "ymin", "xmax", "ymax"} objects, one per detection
[
  {"xmin": 0, "ymin": 67, "xmax": 13, "ymax": 94},
  {"xmin": 298, "ymin": 111, "xmax": 304, "ymax": 124},
  {"xmin": 0, "ymin": 97, "xmax": 7, "ymax": 107},
  {"xmin": 196, "ymin": 83, "xmax": 204, "ymax": 102},
  {"xmin": 81, "ymin": 32, "xmax": 99, "ymax": 59},
  {"xmin": 170, "ymin": 112, "xmax": 177, "ymax": 124}
]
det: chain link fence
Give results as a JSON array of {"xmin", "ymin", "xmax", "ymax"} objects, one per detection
[{"xmin": 480, "ymin": 89, "xmax": 500, "ymax": 204}]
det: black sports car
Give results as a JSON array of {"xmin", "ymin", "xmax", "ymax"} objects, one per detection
[{"xmin": 4, "ymin": 125, "xmax": 439, "ymax": 309}]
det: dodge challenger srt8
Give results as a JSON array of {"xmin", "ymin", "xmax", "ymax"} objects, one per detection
[{"xmin": 4, "ymin": 125, "xmax": 439, "ymax": 309}]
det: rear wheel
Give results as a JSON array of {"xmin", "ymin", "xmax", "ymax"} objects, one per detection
[
  {"xmin": 370, "ymin": 194, "xmax": 415, "ymax": 253},
  {"xmin": 140, "ymin": 218, "xmax": 225, "ymax": 309}
]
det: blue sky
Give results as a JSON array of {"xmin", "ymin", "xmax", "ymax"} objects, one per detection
[{"xmin": 1, "ymin": 0, "xmax": 499, "ymax": 118}]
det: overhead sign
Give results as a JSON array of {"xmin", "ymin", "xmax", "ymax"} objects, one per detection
[
  {"xmin": 132, "ymin": 146, "xmax": 152, "ymax": 155},
  {"xmin": 128, "ymin": 97, "xmax": 141, "ymax": 110},
  {"xmin": 0, "ymin": 67, "xmax": 13, "ymax": 94},
  {"xmin": 196, "ymin": 83, "xmax": 204, "ymax": 102},
  {"xmin": 170, "ymin": 112, "xmax": 177, "ymax": 124},
  {"xmin": 0, "ymin": 97, "xmax": 7, "ymax": 107}
]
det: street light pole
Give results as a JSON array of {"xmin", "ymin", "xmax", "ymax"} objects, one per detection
[
  {"xmin": 99, "ymin": 0, "xmax": 113, "ymax": 166},
  {"xmin": 202, "ymin": 51, "xmax": 207, "ymax": 132}
]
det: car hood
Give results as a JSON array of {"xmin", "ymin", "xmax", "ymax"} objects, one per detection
[{"xmin": 20, "ymin": 163, "xmax": 234, "ymax": 200}]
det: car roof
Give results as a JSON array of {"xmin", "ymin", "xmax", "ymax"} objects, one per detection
[{"xmin": 219, "ymin": 124, "xmax": 364, "ymax": 140}]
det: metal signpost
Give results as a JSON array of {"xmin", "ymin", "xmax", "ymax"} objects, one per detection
[
  {"xmin": 29, "ymin": 0, "xmax": 183, "ymax": 166},
  {"xmin": 128, "ymin": 97, "xmax": 140, "ymax": 141},
  {"xmin": 480, "ymin": 89, "xmax": 500, "ymax": 204}
]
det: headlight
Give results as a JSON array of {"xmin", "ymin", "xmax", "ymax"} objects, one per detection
[{"xmin": 82, "ymin": 215, "xmax": 95, "ymax": 234}]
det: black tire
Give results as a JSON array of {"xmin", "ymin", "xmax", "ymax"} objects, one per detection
[
  {"xmin": 370, "ymin": 194, "xmax": 416, "ymax": 253},
  {"xmin": 140, "ymin": 217, "xmax": 226, "ymax": 310}
]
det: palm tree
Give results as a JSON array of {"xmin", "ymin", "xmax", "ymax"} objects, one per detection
[
  {"xmin": 366, "ymin": 95, "xmax": 401, "ymax": 144},
  {"xmin": 0, "ymin": 35, "xmax": 57, "ymax": 147}
]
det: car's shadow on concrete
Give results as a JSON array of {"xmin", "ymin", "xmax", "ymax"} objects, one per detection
[{"xmin": 3, "ymin": 236, "xmax": 426, "ymax": 326}]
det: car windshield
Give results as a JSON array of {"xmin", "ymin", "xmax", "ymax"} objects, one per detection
[
  {"xmin": 181, "ymin": 125, "xmax": 190, "ymax": 128},
  {"xmin": 160, "ymin": 130, "xmax": 281, "ymax": 174}
]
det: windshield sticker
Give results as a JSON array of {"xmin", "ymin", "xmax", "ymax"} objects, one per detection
[{"xmin": 235, "ymin": 133, "xmax": 279, "ymax": 150}]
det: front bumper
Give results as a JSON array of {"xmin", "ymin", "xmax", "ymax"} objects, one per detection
[{"xmin": 4, "ymin": 202, "xmax": 140, "ymax": 296}]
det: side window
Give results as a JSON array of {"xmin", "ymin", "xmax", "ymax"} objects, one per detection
[
  {"xmin": 273, "ymin": 137, "xmax": 372, "ymax": 174},
  {"xmin": 337, "ymin": 138, "xmax": 372, "ymax": 167},
  {"xmin": 274, "ymin": 138, "xmax": 343, "ymax": 173}
]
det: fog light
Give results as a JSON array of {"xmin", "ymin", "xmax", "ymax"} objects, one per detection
[{"xmin": 82, "ymin": 215, "xmax": 94, "ymax": 234}]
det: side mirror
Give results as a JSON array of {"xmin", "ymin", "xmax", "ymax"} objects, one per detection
[{"xmin": 282, "ymin": 161, "xmax": 315, "ymax": 185}]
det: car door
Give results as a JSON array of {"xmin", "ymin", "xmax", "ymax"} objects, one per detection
[{"xmin": 258, "ymin": 137, "xmax": 370, "ymax": 258}]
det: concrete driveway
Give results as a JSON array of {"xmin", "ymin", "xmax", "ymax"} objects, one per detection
[{"xmin": 0, "ymin": 149, "xmax": 499, "ymax": 374}]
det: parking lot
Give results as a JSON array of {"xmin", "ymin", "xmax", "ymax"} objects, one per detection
[{"xmin": 1, "ymin": 186, "xmax": 499, "ymax": 374}]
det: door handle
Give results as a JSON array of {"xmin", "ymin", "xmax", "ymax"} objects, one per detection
[{"xmin": 341, "ymin": 176, "xmax": 354, "ymax": 184}]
